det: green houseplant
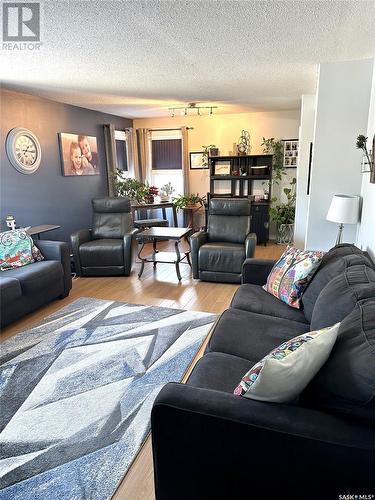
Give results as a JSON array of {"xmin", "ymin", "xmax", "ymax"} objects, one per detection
[
  {"xmin": 160, "ymin": 182, "xmax": 175, "ymax": 202},
  {"xmin": 113, "ymin": 170, "xmax": 149, "ymax": 203},
  {"xmin": 269, "ymin": 178, "xmax": 296, "ymax": 245},
  {"xmin": 202, "ymin": 145, "xmax": 218, "ymax": 167},
  {"xmin": 172, "ymin": 193, "xmax": 206, "ymax": 211}
]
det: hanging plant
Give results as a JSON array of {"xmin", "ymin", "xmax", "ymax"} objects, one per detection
[{"xmin": 356, "ymin": 134, "xmax": 373, "ymax": 171}]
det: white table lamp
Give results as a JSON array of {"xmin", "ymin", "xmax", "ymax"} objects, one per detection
[{"xmin": 326, "ymin": 194, "xmax": 360, "ymax": 245}]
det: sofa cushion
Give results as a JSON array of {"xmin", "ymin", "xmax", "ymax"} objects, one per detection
[
  {"xmin": 302, "ymin": 244, "xmax": 373, "ymax": 322},
  {"xmin": 0, "ymin": 277, "xmax": 22, "ymax": 306},
  {"xmin": 263, "ymin": 246, "xmax": 325, "ymax": 309},
  {"xmin": 199, "ymin": 242, "xmax": 245, "ymax": 274},
  {"xmin": 231, "ymin": 284, "xmax": 308, "ymax": 323},
  {"xmin": 0, "ymin": 229, "xmax": 34, "ymax": 271},
  {"xmin": 79, "ymin": 239, "xmax": 124, "ymax": 267},
  {"xmin": 187, "ymin": 352, "xmax": 254, "ymax": 393},
  {"xmin": 206, "ymin": 308, "xmax": 309, "ymax": 362},
  {"xmin": 234, "ymin": 323, "xmax": 340, "ymax": 403},
  {"xmin": 301, "ymin": 299, "xmax": 375, "ymax": 422},
  {"xmin": 311, "ymin": 265, "xmax": 375, "ymax": 330},
  {"xmin": 5, "ymin": 261, "xmax": 63, "ymax": 295}
]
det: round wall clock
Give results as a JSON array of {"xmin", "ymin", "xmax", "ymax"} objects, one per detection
[{"xmin": 6, "ymin": 127, "xmax": 42, "ymax": 174}]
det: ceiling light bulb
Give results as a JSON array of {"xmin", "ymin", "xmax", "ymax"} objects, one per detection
[
  {"xmin": 197, "ymin": 108, "xmax": 201, "ymax": 116},
  {"xmin": 184, "ymin": 108, "xmax": 188, "ymax": 116},
  {"xmin": 209, "ymin": 107, "xmax": 213, "ymax": 115},
  {"xmin": 171, "ymin": 109, "xmax": 175, "ymax": 117}
]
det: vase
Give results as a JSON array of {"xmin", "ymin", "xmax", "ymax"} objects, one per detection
[
  {"xmin": 276, "ymin": 224, "xmax": 294, "ymax": 245},
  {"xmin": 160, "ymin": 194, "xmax": 170, "ymax": 202},
  {"xmin": 145, "ymin": 195, "xmax": 154, "ymax": 204}
]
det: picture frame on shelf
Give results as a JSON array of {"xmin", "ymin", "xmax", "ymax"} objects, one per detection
[
  {"xmin": 189, "ymin": 151, "xmax": 207, "ymax": 170},
  {"xmin": 213, "ymin": 160, "xmax": 231, "ymax": 176}
]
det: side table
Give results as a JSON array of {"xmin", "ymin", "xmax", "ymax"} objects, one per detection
[{"xmin": 136, "ymin": 227, "xmax": 193, "ymax": 281}]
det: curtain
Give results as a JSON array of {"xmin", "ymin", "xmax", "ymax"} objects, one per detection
[
  {"xmin": 181, "ymin": 126, "xmax": 190, "ymax": 195},
  {"xmin": 125, "ymin": 128, "xmax": 139, "ymax": 179},
  {"xmin": 103, "ymin": 124, "xmax": 116, "ymax": 196},
  {"xmin": 136, "ymin": 128, "xmax": 152, "ymax": 184}
]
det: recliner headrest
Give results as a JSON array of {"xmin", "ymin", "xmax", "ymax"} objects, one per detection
[
  {"xmin": 92, "ymin": 197, "xmax": 131, "ymax": 213},
  {"xmin": 209, "ymin": 198, "xmax": 251, "ymax": 216}
]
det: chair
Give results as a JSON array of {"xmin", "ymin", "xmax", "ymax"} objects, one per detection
[
  {"xmin": 190, "ymin": 198, "xmax": 256, "ymax": 283},
  {"xmin": 70, "ymin": 197, "xmax": 138, "ymax": 277}
]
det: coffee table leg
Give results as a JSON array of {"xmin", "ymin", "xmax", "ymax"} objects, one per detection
[
  {"xmin": 137, "ymin": 242, "xmax": 146, "ymax": 278},
  {"xmin": 175, "ymin": 240, "xmax": 182, "ymax": 281}
]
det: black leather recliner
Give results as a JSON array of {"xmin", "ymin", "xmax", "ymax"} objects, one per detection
[
  {"xmin": 190, "ymin": 198, "xmax": 256, "ymax": 283},
  {"xmin": 70, "ymin": 197, "xmax": 138, "ymax": 277}
]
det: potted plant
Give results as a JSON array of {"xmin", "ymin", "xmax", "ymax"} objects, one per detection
[
  {"xmin": 202, "ymin": 144, "xmax": 218, "ymax": 167},
  {"xmin": 159, "ymin": 182, "xmax": 175, "ymax": 202},
  {"xmin": 113, "ymin": 170, "xmax": 149, "ymax": 203},
  {"xmin": 356, "ymin": 134, "xmax": 373, "ymax": 172},
  {"xmin": 172, "ymin": 193, "xmax": 206, "ymax": 211},
  {"xmin": 269, "ymin": 178, "xmax": 296, "ymax": 245},
  {"xmin": 144, "ymin": 184, "xmax": 159, "ymax": 204}
]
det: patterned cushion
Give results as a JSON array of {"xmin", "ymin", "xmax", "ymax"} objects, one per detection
[
  {"xmin": 263, "ymin": 246, "xmax": 325, "ymax": 309},
  {"xmin": 32, "ymin": 244, "xmax": 44, "ymax": 262},
  {"xmin": 0, "ymin": 229, "xmax": 35, "ymax": 271},
  {"xmin": 234, "ymin": 323, "xmax": 340, "ymax": 402}
]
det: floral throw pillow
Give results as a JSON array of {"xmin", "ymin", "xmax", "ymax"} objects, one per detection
[
  {"xmin": 234, "ymin": 323, "xmax": 340, "ymax": 403},
  {"xmin": 0, "ymin": 229, "xmax": 35, "ymax": 271},
  {"xmin": 263, "ymin": 246, "xmax": 325, "ymax": 309}
]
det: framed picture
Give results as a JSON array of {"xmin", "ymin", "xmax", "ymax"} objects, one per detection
[
  {"xmin": 213, "ymin": 160, "xmax": 231, "ymax": 176},
  {"xmin": 58, "ymin": 133, "xmax": 99, "ymax": 176},
  {"xmin": 283, "ymin": 139, "xmax": 298, "ymax": 169},
  {"xmin": 189, "ymin": 151, "xmax": 207, "ymax": 169}
]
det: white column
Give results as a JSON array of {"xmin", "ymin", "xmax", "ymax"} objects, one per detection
[{"xmin": 305, "ymin": 59, "xmax": 374, "ymax": 251}]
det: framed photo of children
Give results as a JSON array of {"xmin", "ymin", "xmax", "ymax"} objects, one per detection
[{"xmin": 58, "ymin": 133, "xmax": 99, "ymax": 176}]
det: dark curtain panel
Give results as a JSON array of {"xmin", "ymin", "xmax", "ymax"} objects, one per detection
[
  {"xmin": 152, "ymin": 139, "xmax": 182, "ymax": 170},
  {"xmin": 115, "ymin": 139, "xmax": 128, "ymax": 171}
]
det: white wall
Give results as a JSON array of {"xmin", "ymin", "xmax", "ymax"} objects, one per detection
[
  {"xmin": 305, "ymin": 59, "xmax": 374, "ymax": 251},
  {"xmin": 294, "ymin": 95, "xmax": 316, "ymax": 249},
  {"xmin": 357, "ymin": 60, "xmax": 375, "ymax": 260}
]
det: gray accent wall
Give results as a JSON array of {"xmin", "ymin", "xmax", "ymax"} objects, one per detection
[{"xmin": 0, "ymin": 89, "xmax": 132, "ymax": 242}]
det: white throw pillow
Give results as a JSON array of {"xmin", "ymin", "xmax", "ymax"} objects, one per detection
[{"xmin": 234, "ymin": 323, "xmax": 340, "ymax": 403}]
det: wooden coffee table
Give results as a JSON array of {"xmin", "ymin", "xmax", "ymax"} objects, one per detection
[{"xmin": 136, "ymin": 227, "xmax": 193, "ymax": 281}]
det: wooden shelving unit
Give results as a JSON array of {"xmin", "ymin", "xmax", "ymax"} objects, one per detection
[{"xmin": 208, "ymin": 154, "xmax": 273, "ymax": 244}]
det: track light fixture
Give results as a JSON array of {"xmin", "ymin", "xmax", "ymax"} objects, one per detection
[{"xmin": 168, "ymin": 103, "xmax": 218, "ymax": 117}]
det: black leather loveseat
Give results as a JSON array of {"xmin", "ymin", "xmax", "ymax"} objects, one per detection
[
  {"xmin": 151, "ymin": 244, "xmax": 375, "ymax": 499},
  {"xmin": 0, "ymin": 240, "xmax": 72, "ymax": 328}
]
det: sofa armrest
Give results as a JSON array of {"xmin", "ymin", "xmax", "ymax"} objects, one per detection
[
  {"xmin": 70, "ymin": 229, "xmax": 92, "ymax": 277},
  {"xmin": 245, "ymin": 232, "xmax": 257, "ymax": 258},
  {"xmin": 123, "ymin": 228, "xmax": 139, "ymax": 276},
  {"xmin": 189, "ymin": 231, "xmax": 208, "ymax": 279},
  {"xmin": 241, "ymin": 257, "xmax": 276, "ymax": 284},
  {"xmin": 152, "ymin": 383, "xmax": 375, "ymax": 500},
  {"xmin": 35, "ymin": 240, "xmax": 72, "ymax": 296}
]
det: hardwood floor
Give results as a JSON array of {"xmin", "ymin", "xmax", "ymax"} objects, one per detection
[{"xmin": 1, "ymin": 242, "xmax": 284, "ymax": 499}]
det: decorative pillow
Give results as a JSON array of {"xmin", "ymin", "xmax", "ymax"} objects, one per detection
[
  {"xmin": 263, "ymin": 246, "xmax": 325, "ymax": 308},
  {"xmin": 0, "ymin": 229, "xmax": 35, "ymax": 271},
  {"xmin": 32, "ymin": 243, "xmax": 44, "ymax": 262},
  {"xmin": 234, "ymin": 323, "xmax": 340, "ymax": 403}
]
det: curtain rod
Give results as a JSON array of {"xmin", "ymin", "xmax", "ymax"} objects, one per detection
[
  {"xmin": 149, "ymin": 127, "xmax": 194, "ymax": 132},
  {"xmin": 124, "ymin": 127, "xmax": 194, "ymax": 132}
]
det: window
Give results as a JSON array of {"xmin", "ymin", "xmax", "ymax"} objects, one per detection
[
  {"xmin": 152, "ymin": 139, "xmax": 182, "ymax": 170},
  {"xmin": 151, "ymin": 132, "xmax": 183, "ymax": 196},
  {"xmin": 115, "ymin": 130, "xmax": 127, "ymax": 171}
]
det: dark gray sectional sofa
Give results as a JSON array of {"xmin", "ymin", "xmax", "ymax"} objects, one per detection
[
  {"xmin": 0, "ymin": 240, "xmax": 72, "ymax": 327},
  {"xmin": 151, "ymin": 244, "xmax": 375, "ymax": 500}
]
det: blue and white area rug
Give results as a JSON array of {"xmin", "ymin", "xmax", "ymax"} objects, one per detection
[{"xmin": 0, "ymin": 297, "xmax": 216, "ymax": 500}]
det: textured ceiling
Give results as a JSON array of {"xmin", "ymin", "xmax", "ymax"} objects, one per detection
[{"xmin": 1, "ymin": 0, "xmax": 375, "ymax": 118}]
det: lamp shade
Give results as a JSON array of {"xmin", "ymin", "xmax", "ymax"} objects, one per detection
[{"xmin": 326, "ymin": 195, "xmax": 360, "ymax": 224}]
